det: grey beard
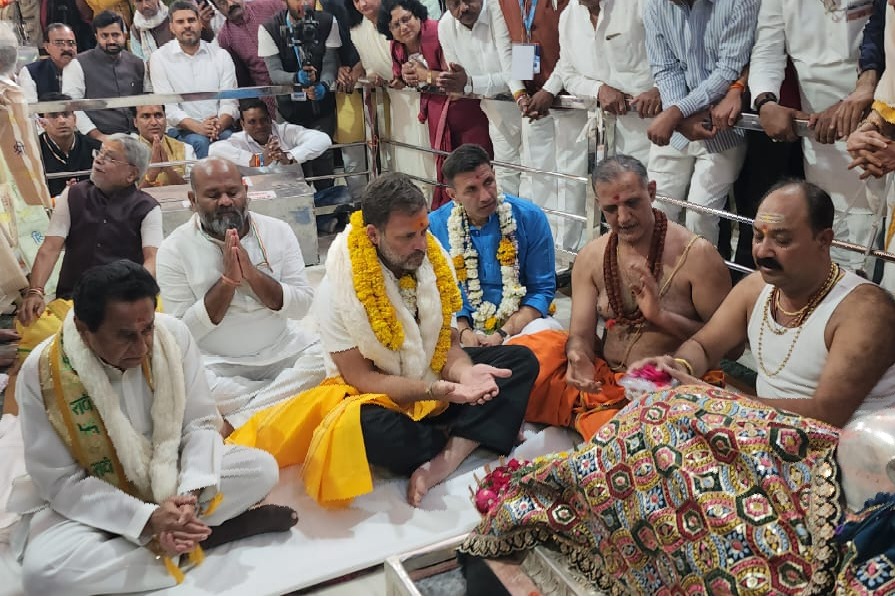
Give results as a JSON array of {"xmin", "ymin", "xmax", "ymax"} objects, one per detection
[{"xmin": 202, "ymin": 210, "xmax": 246, "ymax": 237}]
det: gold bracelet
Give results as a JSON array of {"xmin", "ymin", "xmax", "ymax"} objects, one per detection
[{"xmin": 674, "ymin": 358, "xmax": 694, "ymax": 376}]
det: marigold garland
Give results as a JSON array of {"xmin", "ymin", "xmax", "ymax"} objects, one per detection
[
  {"xmin": 348, "ymin": 211, "xmax": 460, "ymax": 373},
  {"xmin": 428, "ymin": 233, "xmax": 462, "ymax": 373},
  {"xmin": 447, "ymin": 195, "xmax": 526, "ymax": 333}
]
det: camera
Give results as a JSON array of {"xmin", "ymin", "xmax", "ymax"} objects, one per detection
[{"xmin": 280, "ymin": 11, "xmax": 319, "ymax": 68}]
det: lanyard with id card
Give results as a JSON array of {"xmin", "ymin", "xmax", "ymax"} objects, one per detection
[{"xmin": 511, "ymin": 0, "xmax": 540, "ymax": 81}]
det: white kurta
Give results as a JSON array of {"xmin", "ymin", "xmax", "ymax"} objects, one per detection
[
  {"xmin": 438, "ymin": 0, "xmax": 525, "ymax": 196},
  {"xmin": 156, "ymin": 212, "xmax": 325, "ymax": 427},
  {"xmin": 548, "ymin": 0, "xmax": 655, "ymax": 166},
  {"xmin": 208, "ymin": 122, "xmax": 332, "ymax": 168},
  {"xmin": 349, "ymin": 19, "xmax": 437, "ymax": 193},
  {"xmin": 748, "ymin": 0, "xmax": 883, "ymax": 270},
  {"xmin": 14, "ymin": 313, "xmax": 279, "ymax": 594}
]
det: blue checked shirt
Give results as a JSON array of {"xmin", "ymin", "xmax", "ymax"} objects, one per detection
[{"xmin": 643, "ymin": 0, "xmax": 759, "ymax": 153}]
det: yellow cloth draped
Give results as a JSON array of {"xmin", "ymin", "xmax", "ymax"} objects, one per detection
[
  {"xmin": 138, "ymin": 136, "xmax": 187, "ymax": 187},
  {"xmin": 38, "ymin": 331, "xmax": 196, "ymax": 583},
  {"xmin": 227, "ymin": 377, "xmax": 447, "ymax": 508},
  {"xmin": 16, "ymin": 298, "xmax": 73, "ymax": 361},
  {"xmin": 335, "ymin": 92, "xmax": 366, "ymax": 144},
  {"xmin": 39, "ymin": 333, "xmax": 142, "ymax": 497}
]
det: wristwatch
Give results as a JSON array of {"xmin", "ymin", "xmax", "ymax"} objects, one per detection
[
  {"xmin": 496, "ymin": 328, "xmax": 509, "ymax": 339},
  {"xmin": 754, "ymin": 92, "xmax": 779, "ymax": 114}
]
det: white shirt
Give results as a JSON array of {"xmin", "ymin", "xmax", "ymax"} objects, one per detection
[
  {"xmin": 208, "ymin": 122, "xmax": 331, "ymax": 167},
  {"xmin": 46, "ymin": 188, "xmax": 163, "ymax": 248},
  {"xmin": 148, "ymin": 40, "xmax": 239, "ymax": 127},
  {"xmin": 16, "ymin": 64, "xmax": 41, "ymax": 103},
  {"xmin": 257, "ymin": 17, "xmax": 342, "ymax": 57},
  {"xmin": 17, "ymin": 314, "xmax": 224, "ymax": 543},
  {"xmin": 156, "ymin": 212, "xmax": 318, "ymax": 368},
  {"xmin": 748, "ymin": 0, "xmax": 867, "ymax": 112},
  {"xmin": 437, "ymin": 0, "xmax": 523, "ymax": 97},
  {"xmin": 548, "ymin": 0, "xmax": 654, "ymax": 98}
]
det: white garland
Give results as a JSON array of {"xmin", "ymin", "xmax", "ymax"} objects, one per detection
[
  {"xmin": 447, "ymin": 194, "xmax": 526, "ymax": 332},
  {"xmin": 398, "ymin": 274, "xmax": 418, "ymax": 317}
]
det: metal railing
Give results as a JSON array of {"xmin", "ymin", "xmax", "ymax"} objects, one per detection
[{"xmin": 24, "ymin": 82, "xmax": 895, "ymax": 268}]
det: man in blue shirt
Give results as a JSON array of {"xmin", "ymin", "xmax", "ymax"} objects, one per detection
[
  {"xmin": 642, "ymin": 0, "xmax": 759, "ymax": 249},
  {"xmin": 429, "ymin": 143, "xmax": 561, "ymax": 347}
]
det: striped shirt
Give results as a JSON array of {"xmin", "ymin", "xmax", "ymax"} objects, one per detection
[{"xmin": 643, "ymin": 0, "xmax": 759, "ymax": 153}]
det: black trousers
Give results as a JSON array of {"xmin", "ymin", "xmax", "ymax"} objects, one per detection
[
  {"xmin": 730, "ymin": 129, "xmax": 805, "ymax": 273},
  {"xmin": 299, "ymin": 111, "xmax": 336, "ymax": 191},
  {"xmin": 359, "ymin": 345, "xmax": 539, "ymax": 476}
]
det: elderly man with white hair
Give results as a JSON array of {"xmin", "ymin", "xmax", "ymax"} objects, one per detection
[{"xmin": 11, "ymin": 134, "xmax": 163, "ymax": 411}]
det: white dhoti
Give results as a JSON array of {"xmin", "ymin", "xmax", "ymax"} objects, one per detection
[
  {"xmin": 649, "ymin": 141, "xmax": 747, "ymax": 246},
  {"xmin": 481, "ymin": 99, "xmax": 524, "ymax": 198},
  {"xmin": 20, "ymin": 445, "xmax": 278, "ymax": 595},
  {"xmin": 385, "ymin": 88, "xmax": 437, "ymax": 198},
  {"xmin": 511, "ymin": 316, "xmax": 565, "ymax": 339},
  {"xmin": 206, "ymin": 341, "xmax": 326, "ymax": 429},
  {"xmin": 522, "ymin": 109, "xmax": 589, "ymax": 251},
  {"xmin": 803, "ymin": 137, "xmax": 883, "ymax": 271}
]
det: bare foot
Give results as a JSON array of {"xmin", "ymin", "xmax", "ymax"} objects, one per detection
[
  {"xmin": 407, "ymin": 436, "xmax": 479, "ymax": 507},
  {"xmin": 201, "ymin": 504, "xmax": 298, "ymax": 550}
]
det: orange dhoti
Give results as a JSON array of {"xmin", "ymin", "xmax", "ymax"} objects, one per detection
[{"xmin": 508, "ymin": 330, "xmax": 723, "ymax": 441}]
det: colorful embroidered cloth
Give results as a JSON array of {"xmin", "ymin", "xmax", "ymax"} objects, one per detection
[
  {"xmin": 835, "ymin": 492, "xmax": 895, "ymax": 595},
  {"xmin": 460, "ymin": 385, "xmax": 843, "ymax": 595}
]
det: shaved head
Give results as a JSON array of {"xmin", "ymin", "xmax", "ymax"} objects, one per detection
[
  {"xmin": 188, "ymin": 158, "xmax": 249, "ymax": 239},
  {"xmin": 190, "ymin": 157, "xmax": 242, "ymax": 191}
]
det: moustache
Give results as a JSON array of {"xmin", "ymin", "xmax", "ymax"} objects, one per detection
[
  {"xmin": 755, "ymin": 256, "xmax": 782, "ymax": 271},
  {"xmin": 61, "ymin": 51, "xmax": 74, "ymax": 57}
]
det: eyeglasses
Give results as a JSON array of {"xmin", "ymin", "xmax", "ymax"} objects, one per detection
[
  {"xmin": 92, "ymin": 149, "xmax": 131, "ymax": 167},
  {"xmin": 389, "ymin": 13, "xmax": 416, "ymax": 31},
  {"xmin": 49, "ymin": 40, "xmax": 77, "ymax": 47}
]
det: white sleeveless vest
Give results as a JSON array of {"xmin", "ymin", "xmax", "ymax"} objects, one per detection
[{"xmin": 747, "ymin": 271, "xmax": 895, "ymax": 425}]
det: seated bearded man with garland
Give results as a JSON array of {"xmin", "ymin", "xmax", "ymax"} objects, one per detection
[
  {"xmin": 229, "ymin": 173, "xmax": 539, "ymax": 507},
  {"xmin": 510, "ymin": 154, "xmax": 735, "ymax": 440},
  {"xmin": 429, "ymin": 143, "xmax": 563, "ymax": 348},
  {"xmin": 12, "ymin": 261, "xmax": 298, "ymax": 595},
  {"xmin": 157, "ymin": 158, "xmax": 325, "ymax": 435}
]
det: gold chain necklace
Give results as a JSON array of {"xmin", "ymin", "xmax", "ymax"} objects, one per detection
[
  {"xmin": 756, "ymin": 263, "xmax": 841, "ymax": 377},
  {"xmin": 774, "ymin": 293, "xmax": 809, "ymax": 318}
]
